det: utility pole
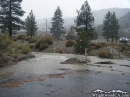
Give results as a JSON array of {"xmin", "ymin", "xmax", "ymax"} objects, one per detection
[
  {"xmin": 9, "ymin": 0, "xmax": 12, "ymax": 37},
  {"xmin": 44, "ymin": 19, "xmax": 47, "ymax": 36}
]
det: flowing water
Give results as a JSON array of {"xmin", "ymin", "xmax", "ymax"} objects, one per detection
[
  {"xmin": 0, "ymin": 52, "xmax": 87, "ymax": 80},
  {"xmin": 0, "ymin": 52, "xmax": 130, "ymax": 97}
]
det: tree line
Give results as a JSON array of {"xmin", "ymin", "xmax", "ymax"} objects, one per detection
[{"xmin": 0, "ymin": 0, "xmax": 120, "ymax": 52}]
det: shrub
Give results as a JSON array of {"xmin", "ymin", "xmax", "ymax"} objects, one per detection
[
  {"xmin": 45, "ymin": 37, "xmax": 53, "ymax": 45},
  {"xmin": 28, "ymin": 38, "xmax": 35, "ymax": 43},
  {"xmin": 65, "ymin": 40, "xmax": 75, "ymax": 47},
  {"xmin": 11, "ymin": 36, "xmax": 17, "ymax": 41},
  {"xmin": 39, "ymin": 43, "xmax": 48, "ymax": 51},
  {"xmin": 35, "ymin": 38, "xmax": 41, "ymax": 49},
  {"xmin": 0, "ymin": 33, "xmax": 13, "ymax": 52},
  {"xmin": 21, "ymin": 45, "xmax": 30, "ymax": 54},
  {"xmin": 17, "ymin": 35, "xmax": 26, "ymax": 40},
  {"xmin": 66, "ymin": 35, "xmax": 76, "ymax": 40},
  {"xmin": 25, "ymin": 36, "xmax": 31, "ymax": 41},
  {"xmin": 89, "ymin": 42, "xmax": 105, "ymax": 49},
  {"xmin": 35, "ymin": 37, "xmax": 53, "ymax": 50},
  {"xmin": 29, "ymin": 44, "xmax": 34, "ymax": 49},
  {"xmin": 98, "ymin": 50, "xmax": 112, "ymax": 58},
  {"xmin": 16, "ymin": 45, "xmax": 23, "ymax": 50}
]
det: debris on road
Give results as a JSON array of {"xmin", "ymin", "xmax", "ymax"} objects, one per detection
[
  {"xmin": 59, "ymin": 68, "xmax": 71, "ymax": 71},
  {"xmin": 120, "ymin": 65, "xmax": 130, "ymax": 67},
  {"xmin": 61, "ymin": 58, "xmax": 87, "ymax": 64},
  {"xmin": 94, "ymin": 61, "xmax": 114, "ymax": 64},
  {"xmin": 95, "ymin": 71, "xmax": 102, "ymax": 74}
]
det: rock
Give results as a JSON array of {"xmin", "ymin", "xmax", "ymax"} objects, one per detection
[
  {"xmin": 61, "ymin": 58, "xmax": 87, "ymax": 64},
  {"xmin": 94, "ymin": 61, "xmax": 114, "ymax": 64},
  {"xmin": 0, "ymin": 53, "xmax": 13, "ymax": 67}
]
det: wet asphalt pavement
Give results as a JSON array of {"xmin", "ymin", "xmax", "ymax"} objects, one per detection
[{"xmin": 0, "ymin": 53, "xmax": 130, "ymax": 97}]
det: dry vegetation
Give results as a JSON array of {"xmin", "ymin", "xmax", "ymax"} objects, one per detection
[
  {"xmin": 0, "ymin": 33, "xmax": 54, "ymax": 67},
  {"xmin": 65, "ymin": 40, "xmax": 75, "ymax": 47},
  {"xmin": 0, "ymin": 32, "xmax": 129, "ymax": 67},
  {"xmin": 97, "ymin": 50, "xmax": 113, "ymax": 58}
]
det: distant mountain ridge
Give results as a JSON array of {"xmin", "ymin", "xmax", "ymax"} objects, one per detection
[
  {"xmin": 119, "ymin": 12, "xmax": 130, "ymax": 30},
  {"xmin": 36, "ymin": 8, "xmax": 130, "ymax": 31},
  {"xmin": 93, "ymin": 8, "xmax": 130, "ymax": 25}
]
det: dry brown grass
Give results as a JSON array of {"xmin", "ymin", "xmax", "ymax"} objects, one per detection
[
  {"xmin": 65, "ymin": 40, "xmax": 75, "ymax": 47},
  {"xmin": 98, "ymin": 50, "xmax": 113, "ymax": 58}
]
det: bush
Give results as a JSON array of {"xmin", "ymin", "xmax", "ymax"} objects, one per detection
[
  {"xmin": 35, "ymin": 37, "xmax": 53, "ymax": 50},
  {"xmin": 98, "ymin": 50, "xmax": 112, "ymax": 58},
  {"xmin": 39, "ymin": 43, "xmax": 48, "ymax": 51},
  {"xmin": 65, "ymin": 40, "xmax": 75, "ymax": 47},
  {"xmin": 28, "ymin": 38, "xmax": 36, "ymax": 43},
  {"xmin": 35, "ymin": 39, "xmax": 40, "ymax": 49},
  {"xmin": 45, "ymin": 37, "xmax": 53, "ymax": 45},
  {"xmin": 11, "ymin": 36, "xmax": 17, "ymax": 41},
  {"xmin": 21, "ymin": 45, "xmax": 30, "ymax": 54},
  {"xmin": 29, "ymin": 44, "xmax": 34, "ymax": 49},
  {"xmin": 25, "ymin": 37, "xmax": 32, "ymax": 41},
  {"xmin": 0, "ymin": 33, "xmax": 13, "ymax": 52},
  {"xmin": 16, "ymin": 45, "xmax": 23, "ymax": 50},
  {"xmin": 89, "ymin": 42, "xmax": 106, "ymax": 49},
  {"xmin": 17, "ymin": 35, "xmax": 26, "ymax": 40},
  {"xmin": 66, "ymin": 34, "xmax": 76, "ymax": 40}
]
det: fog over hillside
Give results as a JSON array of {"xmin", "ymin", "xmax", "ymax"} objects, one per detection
[
  {"xmin": 119, "ymin": 12, "xmax": 130, "ymax": 30},
  {"xmin": 37, "ymin": 8, "xmax": 130, "ymax": 31}
]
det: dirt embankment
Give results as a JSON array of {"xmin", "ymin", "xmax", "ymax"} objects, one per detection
[{"xmin": 0, "ymin": 53, "xmax": 35, "ymax": 67}]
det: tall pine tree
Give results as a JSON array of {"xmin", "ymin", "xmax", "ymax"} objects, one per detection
[
  {"xmin": 0, "ymin": 0, "xmax": 25, "ymax": 36},
  {"xmin": 25, "ymin": 10, "xmax": 38, "ymax": 37},
  {"xmin": 111, "ymin": 12, "xmax": 120, "ymax": 43},
  {"xmin": 102, "ymin": 11, "xmax": 120, "ymax": 43},
  {"xmin": 74, "ymin": 0, "xmax": 94, "ymax": 53},
  {"xmin": 102, "ymin": 11, "xmax": 111, "ymax": 42},
  {"xmin": 50, "ymin": 6, "xmax": 64, "ymax": 39},
  {"xmin": 75, "ymin": 0, "xmax": 94, "ymax": 39}
]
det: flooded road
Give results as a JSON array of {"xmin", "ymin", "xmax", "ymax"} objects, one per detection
[
  {"xmin": 0, "ymin": 53, "xmax": 87, "ymax": 80},
  {"xmin": 0, "ymin": 52, "xmax": 130, "ymax": 97}
]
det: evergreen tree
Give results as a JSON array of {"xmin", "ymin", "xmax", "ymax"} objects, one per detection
[
  {"xmin": 74, "ymin": 30, "xmax": 90, "ymax": 54},
  {"xmin": 66, "ymin": 26, "xmax": 75, "ymax": 40},
  {"xmin": 0, "ymin": 0, "xmax": 25, "ymax": 36},
  {"xmin": 50, "ymin": 6, "xmax": 64, "ymax": 39},
  {"xmin": 110, "ymin": 12, "xmax": 120, "ymax": 43},
  {"xmin": 74, "ymin": 0, "xmax": 94, "ymax": 39},
  {"xmin": 102, "ymin": 11, "xmax": 120, "ymax": 43},
  {"xmin": 25, "ymin": 10, "xmax": 38, "ymax": 37},
  {"xmin": 95, "ymin": 25, "xmax": 103, "ymax": 36},
  {"xmin": 102, "ymin": 11, "xmax": 111, "ymax": 42}
]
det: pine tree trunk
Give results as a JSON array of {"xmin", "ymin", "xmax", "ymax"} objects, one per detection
[
  {"xmin": 9, "ymin": 0, "xmax": 12, "ymax": 37},
  {"xmin": 112, "ymin": 33, "xmax": 113, "ymax": 42},
  {"xmin": 116, "ymin": 32, "xmax": 117, "ymax": 45}
]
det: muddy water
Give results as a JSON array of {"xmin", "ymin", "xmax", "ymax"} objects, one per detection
[
  {"xmin": 0, "ymin": 52, "xmax": 87, "ymax": 80},
  {"xmin": 0, "ymin": 52, "xmax": 130, "ymax": 80},
  {"xmin": 0, "ymin": 53, "xmax": 130, "ymax": 97}
]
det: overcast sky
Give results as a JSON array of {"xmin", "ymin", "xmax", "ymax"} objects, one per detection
[{"xmin": 21, "ymin": 0, "xmax": 130, "ymax": 20}]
